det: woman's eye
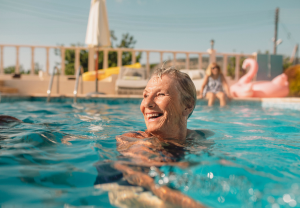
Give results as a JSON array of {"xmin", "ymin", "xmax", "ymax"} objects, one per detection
[
  {"xmin": 143, "ymin": 94, "xmax": 148, "ymax": 98},
  {"xmin": 158, "ymin": 93, "xmax": 165, "ymax": 96}
]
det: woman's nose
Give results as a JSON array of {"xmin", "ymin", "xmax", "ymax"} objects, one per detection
[{"xmin": 143, "ymin": 96, "xmax": 155, "ymax": 108}]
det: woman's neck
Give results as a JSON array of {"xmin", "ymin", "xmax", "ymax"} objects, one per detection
[
  {"xmin": 147, "ymin": 124, "xmax": 188, "ymax": 143},
  {"xmin": 211, "ymin": 73, "xmax": 219, "ymax": 79}
]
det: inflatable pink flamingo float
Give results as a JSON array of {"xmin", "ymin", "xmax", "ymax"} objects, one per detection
[{"xmin": 230, "ymin": 58, "xmax": 289, "ymax": 98}]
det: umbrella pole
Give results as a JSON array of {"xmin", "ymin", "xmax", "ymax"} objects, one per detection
[
  {"xmin": 95, "ymin": 51, "xmax": 98, "ymax": 93},
  {"xmin": 86, "ymin": 49, "xmax": 105, "ymax": 97}
]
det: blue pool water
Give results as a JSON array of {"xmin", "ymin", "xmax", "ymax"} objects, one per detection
[{"xmin": 0, "ymin": 98, "xmax": 299, "ymax": 208}]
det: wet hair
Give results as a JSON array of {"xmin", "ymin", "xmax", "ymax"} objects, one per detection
[
  {"xmin": 152, "ymin": 66, "xmax": 197, "ymax": 119},
  {"xmin": 206, "ymin": 62, "xmax": 221, "ymax": 76}
]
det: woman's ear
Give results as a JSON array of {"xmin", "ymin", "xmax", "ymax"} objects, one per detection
[{"xmin": 182, "ymin": 104, "xmax": 193, "ymax": 117}]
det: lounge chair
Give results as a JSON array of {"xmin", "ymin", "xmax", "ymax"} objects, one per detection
[
  {"xmin": 115, "ymin": 67, "xmax": 148, "ymax": 95},
  {"xmin": 180, "ymin": 69, "xmax": 206, "ymax": 92}
]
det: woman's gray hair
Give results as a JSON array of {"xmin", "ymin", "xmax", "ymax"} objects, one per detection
[{"xmin": 152, "ymin": 66, "xmax": 197, "ymax": 118}]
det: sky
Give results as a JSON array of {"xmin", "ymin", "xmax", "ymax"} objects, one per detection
[{"xmin": 0, "ymin": 0, "xmax": 300, "ymax": 72}]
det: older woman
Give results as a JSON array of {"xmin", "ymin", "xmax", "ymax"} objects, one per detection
[
  {"xmin": 120, "ymin": 66, "xmax": 199, "ymax": 141},
  {"xmin": 112, "ymin": 67, "xmax": 207, "ymax": 208}
]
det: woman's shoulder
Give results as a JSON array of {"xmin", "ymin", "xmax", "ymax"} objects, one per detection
[
  {"xmin": 121, "ymin": 131, "xmax": 149, "ymax": 138},
  {"xmin": 115, "ymin": 131, "xmax": 150, "ymax": 143}
]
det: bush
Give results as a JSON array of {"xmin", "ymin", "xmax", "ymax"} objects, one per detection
[
  {"xmin": 227, "ymin": 56, "xmax": 247, "ymax": 79},
  {"xmin": 284, "ymin": 64, "xmax": 300, "ymax": 97},
  {"xmin": 4, "ymin": 63, "xmax": 43, "ymax": 75},
  {"xmin": 55, "ymin": 32, "xmax": 141, "ymax": 75}
]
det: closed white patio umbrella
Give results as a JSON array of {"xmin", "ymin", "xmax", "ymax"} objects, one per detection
[
  {"xmin": 85, "ymin": 0, "xmax": 111, "ymax": 95},
  {"xmin": 85, "ymin": 0, "xmax": 111, "ymax": 47}
]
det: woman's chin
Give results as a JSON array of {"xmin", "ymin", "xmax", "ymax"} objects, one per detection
[{"xmin": 146, "ymin": 124, "xmax": 163, "ymax": 135}]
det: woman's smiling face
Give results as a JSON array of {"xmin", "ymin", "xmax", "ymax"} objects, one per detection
[{"xmin": 140, "ymin": 74, "xmax": 186, "ymax": 136}]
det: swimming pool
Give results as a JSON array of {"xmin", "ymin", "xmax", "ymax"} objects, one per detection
[{"xmin": 0, "ymin": 97, "xmax": 299, "ymax": 208}]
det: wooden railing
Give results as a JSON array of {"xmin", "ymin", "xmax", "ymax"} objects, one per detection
[{"xmin": 0, "ymin": 44, "xmax": 253, "ymax": 81}]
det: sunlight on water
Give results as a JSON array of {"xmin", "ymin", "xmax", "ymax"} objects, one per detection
[{"xmin": 0, "ymin": 101, "xmax": 300, "ymax": 208}]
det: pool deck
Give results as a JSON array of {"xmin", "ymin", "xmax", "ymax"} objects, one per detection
[{"xmin": 1, "ymin": 93, "xmax": 300, "ymax": 100}]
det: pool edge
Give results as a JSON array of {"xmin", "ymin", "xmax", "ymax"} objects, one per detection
[{"xmin": 1, "ymin": 94, "xmax": 299, "ymax": 111}]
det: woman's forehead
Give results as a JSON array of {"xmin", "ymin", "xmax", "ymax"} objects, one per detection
[{"xmin": 145, "ymin": 75, "xmax": 178, "ymax": 92}]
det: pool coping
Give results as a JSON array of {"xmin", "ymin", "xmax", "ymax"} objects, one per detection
[{"xmin": 1, "ymin": 94, "xmax": 300, "ymax": 111}]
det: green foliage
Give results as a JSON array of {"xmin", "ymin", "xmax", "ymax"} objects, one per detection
[
  {"xmin": 4, "ymin": 65, "xmax": 28, "ymax": 74},
  {"xmin": 21, "ymin": 70, "xmax": 30, "ymax": 75},
  {"xmin": 289, "ymin": 72, "xmax": 300, "ymax": 97},
  {"xmin": 55, "ymin": 43, "xmax": 89, "ymax": 75},
  {"xmin": 55, "ymin": 32, "xmax": 142, "ymax": 75},
  {"xmin": 283, "ymin": 56, "xmax": 293, "ymax": 70},
  {"xmin": 226, "ymin": 56, "xmax": 247, "ymax": 79},
  {"xmin": 4, "ymin": 63, "xmax": 44, "ymax": 75},
  {"xmin": 97, "ymin": 33, "xmax": 142, "ymax": 70},
  {"xmin": 33, "ymin": 63, "xmax": 43, "ymax": 75},
  {"xmin": 285, "ymin": 64, "xmax": 300, "ymax": 97},
  {"xmin": 4, "ymin": 66, "xmax": 16, "ymax": 74}
]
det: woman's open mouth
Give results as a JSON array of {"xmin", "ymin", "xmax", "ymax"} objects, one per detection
[{"xmin": 146, "ymin": 113, "xmax": 163, "ymax": 121}]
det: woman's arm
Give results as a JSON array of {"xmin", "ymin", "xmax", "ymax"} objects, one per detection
[
  {"xmin": 114, "ymin": 162, "xmax": 206, "ymax": 208},
  {"xmin": 198, "ymin": 75, "xmax": 209, "ymax": 99},
  {"xmin": 221, "ymin": 74, "xmax": 231, "ymax": 97}
]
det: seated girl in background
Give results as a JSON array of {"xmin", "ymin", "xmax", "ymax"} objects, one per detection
[{"xmin": 198, "ymin": 63, "xmax": 231, "ymax": 107}]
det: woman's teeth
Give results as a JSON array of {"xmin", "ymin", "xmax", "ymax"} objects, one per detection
[
  {"xmin": 147, "ymin": 113, "xmax": 159, "ymax": 118},
  {"xmin": 147, "ymin": 113, "xmax": 161, "ymax": 119}
]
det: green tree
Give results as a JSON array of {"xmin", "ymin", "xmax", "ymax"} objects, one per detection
[
  {"xmin": 4, "ymin": 66, "xmax": 16, "ymax": 74},
  {"xmin": 96, "ymin": 32, "xmax": 142, "ymax": 71},
  {"xmin": 55, "ymin": 31, "xmax": 142, "ymax": 75},
  {"xmin": 226, "ymin": 56, "xmax": 246, "ymax": 79},
  {"xmin": 33, "ymin": 63, "xmax": 43, "ymax": 74},
  {"xmin": 284, "ymin": 64, "xmax": 300, "ymax": 97},
  {"xmin": 115, "ymin": 33, "xmax": 142, "ymax": 66},
  {"xmin": 55, "ymin": 43, "xmax": 89, "ymax": 75},
  {"xmin": 283, "ymin": 56, "xmax": 293, "ymax": 70},
  {"xmin": 290, "ymin": 72, "xmax": 300, "ymax": 96},
  {"xmin": 4, "ymin": 63, "xmax": 45, "ymax": 75},
  {"xmin": 4, "ymin": 65, "xmax": 26, "ymax": 74}
]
